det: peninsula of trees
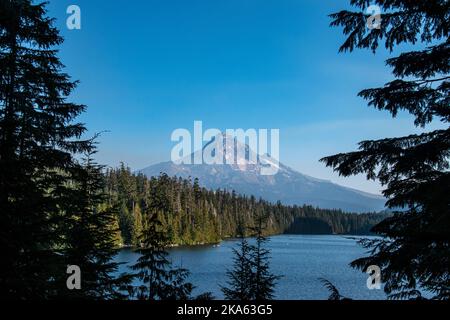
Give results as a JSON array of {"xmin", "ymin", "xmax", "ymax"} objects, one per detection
[{"xmin": 106, "ymin": 165, "xmax": 387, "ymax": 247}]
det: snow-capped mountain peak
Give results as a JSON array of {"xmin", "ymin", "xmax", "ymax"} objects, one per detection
[{"xmin": 139, "ymin": 134, "xmax": 385, "ymax": 213}]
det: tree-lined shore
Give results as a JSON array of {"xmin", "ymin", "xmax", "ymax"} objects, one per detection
[
  {"xmin": 1, "ymin": 0, "xmax": 448, "ymax": 301},
  {"xmin": 106, "ymin": 165, "xmax": 387, "ymax": 247}
]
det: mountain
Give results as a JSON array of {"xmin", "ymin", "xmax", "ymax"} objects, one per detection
[{"xmin": 139, "ymin": 133, "xmax": 386, "ymax": 213}]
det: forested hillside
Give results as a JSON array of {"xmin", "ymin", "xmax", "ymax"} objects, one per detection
[{"xmin": 105, "ymin": 164, "xmax": 387, "ymax": 246}]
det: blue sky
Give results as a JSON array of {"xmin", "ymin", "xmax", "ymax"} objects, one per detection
[{"xmin": 46, "ymin": 0, "xmax": 442, "ymax": 194}]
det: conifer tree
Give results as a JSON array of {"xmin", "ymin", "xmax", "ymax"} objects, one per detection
[
  {"xmin": 0, "ymin": 0, "xmax": 90, "ymax": 298},
  {"xmin": 132, "ymin": 204, "xmax": 143, "ymax": 247},
  {"xmin": 322, "ymin": 0, "xmax": 450, "ymax": 300},
  {"xmin": 319, "ymin": 278, "xmax": 351, "ymax": 301},
  {"xmin": 249, "ymin": 212, "xmax": 280, "ymax": 300},
  {"xmin": 109, "ymin": 211, "xmax": 124, "ymax": 247},
  {"xmin": 63, "ymin": 148, "xmax": 132, "ymax": 299},
  {"xmin": 222, "ymin": 216, "xmax": 280, "ymax": 300},
  {"xmin": 131, "ymin": 211, "xmax": 193, "ymax": 300},
  {"xmin": 106, "ymin": 169, "xmax": 385, "ymax": 247},
  {"xmin": 221, "ymin": 221, "xmax": 254, "ymax": 300},
  {"xmin": 118, "ymin": 204, "xmax": 134, "ymax": 245}
]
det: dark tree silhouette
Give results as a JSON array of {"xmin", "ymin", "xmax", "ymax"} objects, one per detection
[
  {"xmin": 62, "ymin": 147, "xmax": 133, "ymax": 299},
  {"xmin": 222, "ymin": 214, "xmax": 280, "ymax": 300},
  {"xmin": 221, "ymin": 221, "xmax": 254, "ymax": 300},
  {"xmin": 131, "ymin": 211, "xmax": 193, "ymax": 300},
  {"xmin": 0, "ymin": 0, "xmax": 91, "ymax": 298},
  {"xmin": 249, "ymin": 212, "xmax": 281, "ymax": 300},
  {"xmin": 319, "ymin": 278, "xmax": 352, "ymax": 301},
  {"xmin": 322, "ymin": 0, "xmax": 450, "ymax": 300}
]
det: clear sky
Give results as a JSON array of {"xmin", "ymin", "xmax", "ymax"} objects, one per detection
[{"xmin": 46, "ymin": 0, "xmax": 442, "ymax": 195}]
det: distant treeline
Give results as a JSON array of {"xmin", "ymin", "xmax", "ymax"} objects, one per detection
[{"xmin": 105, "ymin": 164, "xmax": 387, "ymax": 246}]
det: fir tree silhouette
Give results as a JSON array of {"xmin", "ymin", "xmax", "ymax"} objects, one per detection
[
  {"xmin": 62, "ymin": 145, "xmax": 133, "ymax": 299},
  {"xmin": 131, "ymin": 211, "xmax": 193, "ymax": 300},
  {"xmin": 322, "ymin": 0, "xmax": 450, "ymax": 300},
  {"xmin": 222, "ymin": 214, "xmax": 281, "ymax": 300},
  {"xmin": 0, "ymin": 0, "xmax": 91, "ymax": 298},
  {"xmin": 221, "ymin": 220, "xmax": 254, "ymax": 300}
]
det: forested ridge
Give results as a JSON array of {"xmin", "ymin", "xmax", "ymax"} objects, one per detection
[
  {"xmin": 3, "ymin": 0, "xmax": 447, "ymax": 301},
  {"xmin": 106, "ymin": 164, "xmax": 387, "ymax": 247}
]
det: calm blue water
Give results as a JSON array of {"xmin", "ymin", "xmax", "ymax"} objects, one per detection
[{"xmin": 115, "ymin": 235, "xmax": 387, "ymax": 300}]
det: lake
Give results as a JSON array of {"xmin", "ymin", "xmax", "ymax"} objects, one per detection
[{"xmin": 115, "ymin": 234, "xmax": 387, "ymax": 300}]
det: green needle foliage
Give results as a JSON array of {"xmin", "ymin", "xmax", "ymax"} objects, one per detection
[
  {"xmin": 221, "ymin": 220, "xmax": 254, "ymax": 300},
  {"xmin": 222, "ymin": 214, "xmax": 280, "ymax": 300},
  {"xmin": 105, "ymin": 167, "xmax": 388, "ymax": 247},
  {"xmin": 131, "ymin": 211, "xmax": 193, "ymax": 300},
  {"xmin": 62, "ymin": 147, "xmax": 133, "ymax": 299},
  {"xmin": 249, "ymin": 212, "xmax": 281, "ymax": 300},
  {"xmin": 319, "ymin": 278, "xmax": 351, "ymax": 301},
  {"xmin": 0, "ymin": 0, "xmax": 91, "ymax": 298},
  {"xmin": 0, "ymin": 0, "xmax": 131, "ymax": 299},
  {"xmin": 322, "ymin": 0, "xmax": 450, "ymax": 300}
]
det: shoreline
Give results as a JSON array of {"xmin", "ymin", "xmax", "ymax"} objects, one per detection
[{"xmin": 118, "ymin": 233, "xmax": 375, "ymax": 250}]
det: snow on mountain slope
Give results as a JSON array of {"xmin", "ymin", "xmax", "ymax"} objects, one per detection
[{"xmin": 139, "ymin": 134, "xmax": 386, "ymax": 213}]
